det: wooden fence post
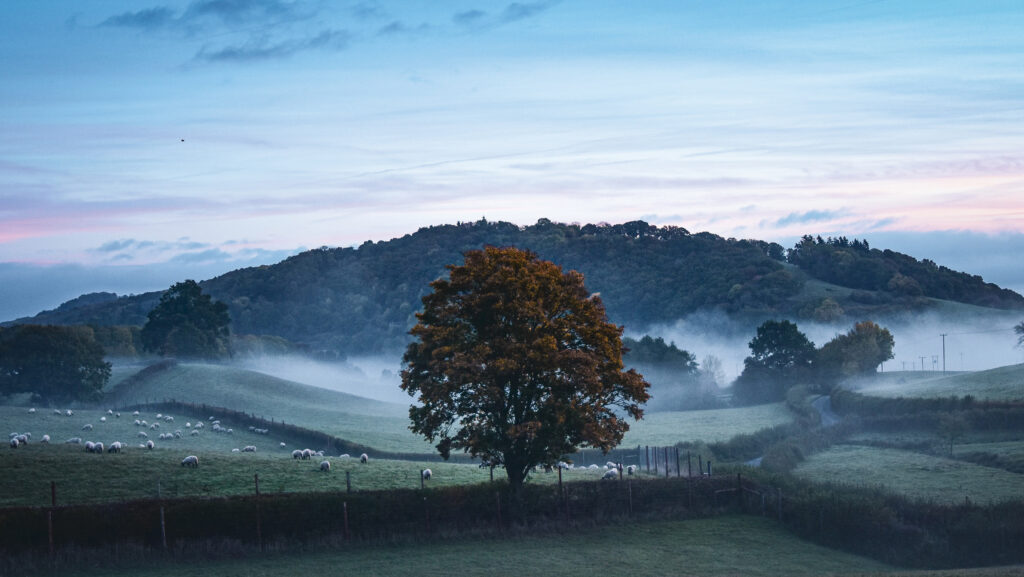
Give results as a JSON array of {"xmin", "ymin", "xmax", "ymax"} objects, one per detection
[
  {"xmin": 675, "ymin": 448, "xmax": 681, "ymax": 477},
  {"xmin": 665, "ymin": 447, "xmax": 670, "ymax": 478},
  {"xmin": 645, "ymin": 446, "xmax": 650, "ymax": 472},
  {"xmin": 157, "ymin": 481, "xmax": 167, "ymax": 551},
  {"xmin": 687, "ymin": 451, "xmax": 692, "ymax": 478},
  {"xmin": 255, "ymin": 474, "xmax": 263, "ymax": 552}
]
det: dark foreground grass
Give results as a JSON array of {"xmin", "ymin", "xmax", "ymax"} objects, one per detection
[{"xmin": 36, "ymin": 516, "xmax": 902, "ymax": 577}]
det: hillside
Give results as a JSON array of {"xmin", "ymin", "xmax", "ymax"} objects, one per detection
[
  {"xmin": 847, "ymin": 364, "xmax": 1024, "ymax": 401},
  {"xmin": 8, "ymin": 219, "xmax": 1023, "ymax": 354}
]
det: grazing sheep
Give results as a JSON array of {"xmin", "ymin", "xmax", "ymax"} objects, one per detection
[
  {"xmin": 360, "ymin": 453, "xmax": 368, "ymax": 464},
  {"xmin": 280, "ymin": 442, "xmax": 287, "ymax": 448},
  {"xmin": 9, "ymin": 438, "xmax": 18, "ymax": 449},
  {"xmin": 602, "ymin": 469, "xmax": 619, "ymax": 480},
  {"xmin": 41, "ymin": 435, "xmax": 50, "ymax": 444},
  {"xmin": 82, "ymin": 424, "xmax": 93, "ymax": 431},
  {"xmin": 92, "ymin": 442, "xmax": 104, "ymax": 454},
  {"xmin": 65, "ymin": 410, "xmax": 73, "ymax": 417},
  {"xmin": 194, "ymin": 422, "xmax": 204, "ymax": 429},
  {"xmin": 190, "ymin": 430, "xmax": 200, "ymax": 436},
  {"xmin": 626, "ymin": 465, "xmax": 637, "ymax": 476},
  {"xmin": 149, "ymin": 423, "xmax": 160, "ymax": 430},
  {"xmin": 65, "ymin": 437, "xmax": 82, "ymax": 444},
  {"xmin": 134, "ymin": 419, "xmax": 142, "ymax": 426},
  {"xmin": 339, "ymin": 453, "xmax": 350, "ymax": 459},
  {"xmin": 242, "ymin": 446, "xmax": 256, "ymax": 452},
  {"xmin": 320, "ymin": 460, "xmax": 331, "ymax": 472},
  {"xmin": 138, "ymin": 431, "xmax": 148, "ymax": 438},
  {"xmin": 181, "ymin": 455, "xmax": 199, "ymax": 468},
  {"xmin": 422, "ymin": 468, "xmax": 432, "ymax": 480},
  {"xmin": 232, "ymin": 448, "xmax": 240, "ymax": 453},
  {"xmin": 156, "ymin": 414, "xmax": 162, "ymax": 419},
  {"xmin": 106, "ymin": 409, "xmax": 113, "ymax": 415},
  {"xmin": 84, "ymin": 441, "xmax": 95, "ymax": 452},
  {"xmin": 28, "ymin": 408, "xmax": 36, "ymax": 414},
  {"xmin": 15, "ymin": 434, "xmax": 28, "ymax": 445},
  {"xmin": 53, "ymin": 409, "xmax": 63, "ymax": 415},
  {"xmin": 292, "ymin": 450, "xmax": 302, "ymax": 460},
  {"xmin": 174, "ymin": 431, "xmax": 182, "ymax": 439},
  {"xmin": 185, "ymin": 422, "xmax": 192, "ymax": 428},
  {"xmin": 100, "ymin": 416, "xmax": 106, "ymax": 422},
  {"xmin": 588, "ymin": 464, "xmax": 600, "ymax": 470},
  {"xmin": 108, "ymin": 441, "xmax": 122, "ymax": 453},
  {"xmin": 146, "ymin": 440, "xmax": 154, "ymax": 450},
  {"xmin": 606, "ymin": 461, "xmax": 617, "ymax": 469},
  {"xmin": 164, "ymin": 416, "xmax": 174, "ymax": 422},
  {"xmin": 115, "ymin": 412, "xmax": 120, "ymax": 418},
  {"xmin": 301, "ymin": 449, "xmax": 312, "ymax": 460},
  {"xmin": 132, "ymin": 411, "xmax": 140, "ymax": 416}
]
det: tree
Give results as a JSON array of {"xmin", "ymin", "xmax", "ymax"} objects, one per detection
[
  {"xmin": 733, "ymin": 320, "xmax": 814, "ymax": 404},
  {"xmin": 141, "ymin": 280, "xmax": 230, "ymax": 358},
  {"xmin": 815, "ymin": 321, "xmax": 895, "ymax": 385},
  {"xmin": 400, "ymin": 246, "xmax": 650, "ymax": 495},
  {"xmin": 0, "ymin": 325, "xmax": 110, "ymax": 404},
  {"xmin": 1016, "ymin": 321, "xmax": 1024, "ymax": 348}
]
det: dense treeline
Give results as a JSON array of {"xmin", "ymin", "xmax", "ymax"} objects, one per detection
[
  {"xmin": 7, "ymin": 220, "xmax": 1022, "ymax": 354},
  {"xmin": 787, "ymin": 235, "xmax": 1024, "ymax": 309}
]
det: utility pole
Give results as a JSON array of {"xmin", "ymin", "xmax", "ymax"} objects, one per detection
[
  {"xmin": 919, "ymin": 356, "xmax": 926, "ymax": 371},
  {"xmin": 940, "ymin": 333, "xmax": 947, "ymax": 373}
]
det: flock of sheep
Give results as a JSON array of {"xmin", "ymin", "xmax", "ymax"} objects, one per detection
[{"xmin": 12, "ymin": 408, "xmax": 640, "ymax": 484}]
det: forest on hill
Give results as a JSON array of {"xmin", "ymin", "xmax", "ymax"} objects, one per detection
[{"xmin": 8, "ymin": 219, "xmax": 1023, "ymax": 354}]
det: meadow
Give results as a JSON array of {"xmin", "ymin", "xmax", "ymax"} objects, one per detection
[
  {"xmin": 793, "ymin": 444, "xmax": 1024, "ymax": 505},
  {"xmin": 621, "ymin": 402, "xmax": 794, "ymax": 446},
  {"xmin": 851, "ymin": 364, "xmax": 1024, "ymax": 401}
]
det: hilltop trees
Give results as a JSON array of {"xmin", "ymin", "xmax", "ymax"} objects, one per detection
[
  {"xmin": 816, "ymin": 321, "xmax": 895, "ymax": 385},
  {"xmin": 141, "ymin": 280, "xmax": 230, "ymax": 359},
  {"xmin": 0, "ymin": 325, "xmax": 110, "ymax": 404},
  {"xmin": 401, "ymin": 247, "xmax": 650, "ymax": 495}
]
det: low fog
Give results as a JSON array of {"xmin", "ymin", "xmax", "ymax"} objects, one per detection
[
  {"xmin": 237, "ymin": 354, "xmax": 407, "ymax": 405},
  {"xmin": 641, "ymin": 309, "xmax": 1024, "ymax": 383}
]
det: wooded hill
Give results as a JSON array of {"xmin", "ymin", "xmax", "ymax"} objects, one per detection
[{"xmin": 8, "ymin": 219, "xmax": 1023, "ymax": 354}]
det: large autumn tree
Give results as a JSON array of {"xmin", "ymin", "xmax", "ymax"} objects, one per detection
[
  {"xmin": 401, "ymin": 246, "xmax": 650, "ymax": 494},
  {"xmin": 141, "ymin": 280, "xmax": 231, "ymax": 358},
  {"xmin": 815, "ymin": 321, "xmax": 895, "ymax": 384}
]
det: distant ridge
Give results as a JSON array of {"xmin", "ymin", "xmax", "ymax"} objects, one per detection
[{"xmin": 7, "ymin": 219, "xmax": 1023, "ymax": 353}]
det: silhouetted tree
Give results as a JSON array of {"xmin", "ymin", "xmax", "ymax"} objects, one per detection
[
  {"xmin": 733, "ymin": 320, "xmax": 815, "ymax": 404},
  {"xmin": 401, "ymin": 246, "xmax": 650, "ymax": 496},
  {"xmin": 141, "ymin": 280, "xmax": 230, "ymax": 358},
  {"xmin": 815, "ymin": 321, "xmax": 894, "ymax": 385},
  {"xmin": 0, "ymin": 325, "xmax": 110, "ymax": 404}
]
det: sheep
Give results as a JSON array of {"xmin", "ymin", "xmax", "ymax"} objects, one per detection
[
  {"xmin": 82, "ymin": 424, "xmax": 93, "ymax": 431},
  {"xmin": 422, "ymin": 468, "xmax": 432, "ymax": 481},
  {"xmin": 606, "ymin": 461, "xmax": 617, "ymax": 469},
  {"xmin": 108, "ymin": 441, "xmax": 122, "ymax": 453},
  {"xmin": 339, "ymin": 453, "xmax": 350, "ymax": 459},
  {"xmin": 28, "ymin": 408, "xmax": 36, "ymax": 414},
  {"xmin": 134, "ymin": 419, "xmax": 142, "ymax": 426},
  {"xmin": 65, "ymin": 437, "xmax": 82, "ymax": 444},
  {"xmin": 301, "ymin": 449, "xmax": 312, "ymax": 460},
  {"xmin": 149, "ymin": 423, "xmax": 160, "ymax": 430},
  {"xmin": 100, "ymin": 416, "xmax": 106, "ymax": 422},
  {"xmin": 280, "ymin": 442, "xmax": 287, "ymax": 448},
  {"xmin": 115, "ymin": 412, "xmax": 120, "ymax": 418},
  {"xmin": 53, "ymin": 409, "xmax": 63, "ymax": 415},
  {"xmin": 92, "ymin": 442, "xmax": 104, "ymax": 454},
  {"xmin": 588, "ymin": 464, "xmax": 599, "ymax": 470},
  {"xmin": 292, "ymin": 450, "xmax": 303, "ymax": 460},
  {"xmin": 106, "ymin": 409, "xmax": 113, "ymax": 415},
  {"xmin": 190, "ymin": 430, "xmax": 200, "ymax": 436},
  {"xmin": 360, "ymin": 453, "xmax": 368, "ymax": 464},
  {"xmin": 41, "ymin": 435, "xmax": 50, "ymax": 444},
  {"xmin": 231, "ymin": 448, "xmax": 240, "ymax": 453},
  {"xmin": 602, "ymin": 468, "xmax": 619, "ymax": 480},
  {"xmin": 185, "ymin": 422, "xmax": 192, "ymax": 428},
  {"xmin": 320, "ymin": 460, "xmax": 331, "ymax": 472},
  {"xmin": 174, "ymin": 431, "xmax": 182, "ymax": 439},
  {"xmin": 138, "ymin": 431, "xmax": 148, "ymax": 438},
  {"xmin": 626, "ymin": 465, "xmax": 637, "ymax": 476},
  {"xmin": 65, "ymin": 410, "xmax": 73, "ymax": 417},
  {"xmin": 15, "ymin": 434, "xmax": 28, "ymax": 445},
  {"xmin": 164, "ymin": 416, "xmax": 174, "ymax": 422},
  {"xmin": 181, "ymin": 455, "xmax": 199, "ymax": 468},
  {"xmin": 132, "ymin": 410, "xmax": 140, "ymax": 416},
  {"xmin": 156, "ymin": 413, "xmax": 163, "ymax": 419},
  {"xmin": 84, "ymin": 441, "xmax": 95, "ymax": 452},
  {"xmin": 146, "ymin": 440, "xmax": 154, "ymax": 450},
  {"xmin": 242, "ymin": 446, "xmax": 256, "ymax": 452},
  {"xmin": 9, "ymin": 438, "xmax": 17, "ymax": 449}
]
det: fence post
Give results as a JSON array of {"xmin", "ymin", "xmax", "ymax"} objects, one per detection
[
  {"xmin": 48, "ymin": 481, "xmax": 55, "ymax": 556},
  {"xmin": 558, "ymin": 466, "xmax": 563, "ymax": 495},
  {"xmin": 157, "ymin": 481, "xmax": 167, "ymax": 551},
  {"xmin": 645, "ymin": 446, "xmax": 650, "ymax": 472},
  {"xmin": 675, "ymin": 448, "xmax": 681, "ymax": 477},
  {"xmin": 665, "ymin": 447, "xmax": 670, "ymax": 478},
  {"xmin": 343, "ymin": 501, "xmax": 350, "ymax": 540},
  {"xmin": 346, "ymin": 471, "xmax": 351, "ymax": 493},
  {"xmin": 420, "ymin": 470, "xmax": 425, "ymax": 490},
  {"xmin": 687, "ymin": 451, "xmax": 692, "ymax": 478},
  {"xmin": 255, "ymin": 474, "xmax": 263, "ymax": 552}
]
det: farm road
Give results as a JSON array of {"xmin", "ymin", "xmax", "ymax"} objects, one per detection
[{"xmin": 812, "ymin": 395, "xmax": 840, "ymax": 427}]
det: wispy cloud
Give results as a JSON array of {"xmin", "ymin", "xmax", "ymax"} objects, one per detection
[
  {"xmin": 452, "ymin": 1, "xmax": 559, "ymax": 29},
  {"xmin": 775, "ymin": 209, "xmax": 848, "ymax": 227},
  {"xmin": 101, "ymin": 6, "xmax": 176, "ymax": 30},
  {"xmin": 196, "ymin": 29, "xmax": 351, "ymax": 62}
]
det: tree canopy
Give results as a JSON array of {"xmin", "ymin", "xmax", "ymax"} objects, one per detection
[
  {"xmin": 0, "ymin": 324, "xmax": 110, "ymax": 404},
  {"xmin": 400, "ymin": 246, "xmax": 650, "ymax": 493},
  {"xmin": 733, "ymin": 320, "xmax": 816, "ymax": 404},
  {"xmin": 141, "ymin": 280, "xmax": 230, "ymax": 358},
  {"xmin": 816, "ymin": 321, "xmax": 895, "ymax": 384}
]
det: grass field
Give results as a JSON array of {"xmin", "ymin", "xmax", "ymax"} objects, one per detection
[
  {"xmin": 0, "ymin": 439, "xmax": 638, "ymax": 507},
  {"xmin": 794, "ymin": 445, "xmax": 1024, "ymax": 505},
  {"xmin": 52, "ymin": 515, "xmax": 902, "ymax": 577},
  {"xmin": 621, "ymin": 403, "xmax": 794, "ymax": 446},
  {"xmin": 103, "ymin": 362, "xmax": 434, "ymax": 453},
  {"xmin": 850, "ymin": 364, "xmax": 1024, "ymax": 401}
]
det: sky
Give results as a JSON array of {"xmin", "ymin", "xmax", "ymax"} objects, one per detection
[{"xmin": 2, "ymin": 0, "xmax": 1023, "ymax": 322}]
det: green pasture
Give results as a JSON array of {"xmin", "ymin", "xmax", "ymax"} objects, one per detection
[
  {"xmin": 851, "ymin": 364, "xmax": 1024, "ymax": 401},
  {"xmin": 104, "ymin": 362, "xmax": 433, "ymax": 453},
  {"xmin": 56, "ymin": 515, "xmax": 899, "ymax": 577},
  {"xmin": 794, "ymin": 445, "xmax": 1024, "ymax": 505},
  {"xmin": 0, "ymin": 440, "xmax": 639, "ymax": 507},
  {"xmin": 622, "ymin": 402, "xmax": 794, "ymax": 446}
]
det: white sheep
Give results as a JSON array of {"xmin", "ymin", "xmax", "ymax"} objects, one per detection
[
  {"xmin": 100, "ymin": 416, "xmax": 106, "ymax": 422},
  {"xmin": 65, "ymin": 437, "xmax": 82, "ymax": 444},
  {"xmin": 320, "ymin": 460, "xmax": 331, "ymax": 472},
  {"xmin": 602, "ymin": 469, "xmax": 619, "ymax": 480},
  {"xmin": 65, "ymin": 410, "xmax": 73, "ymax": 417},
  {"xmin": 422, "ymin": 468, "xmax": 432, "ymax": 480},
  {"xmin": 9, "ymin": 438, "xmax": 18, "ymax": 449},
  {"xmin": 41, "ymin": 434, "xmax": 50, "ymax": 444},
  {"xmin": 146, "ymin": 440, "xmax": 154, "ymax": 450},
  {"xmin": 190, "ymin": 430, "xmax": 200, "ymax": 436},
  {"xmin": 92, "ymin": 442, "xmax": 104, "ymax": 454},
  {"xmin": 606, "ymin": 461, "xmax": 617, "ymax": 469},
  {"xmin": 28, "ymin": 408, "xmax": 36, "ymax": 414},
  {"xmin": 132, "ymin": 410, "xmax": 140, "ymax": 416},
  {"xmin": 108, "ymin": 441, "xmax": 122, "ymax": 453},
  {"xmin": 360, "ymin": 453, "xmax": 369, "ymax": 464},
  {"xmin": 231, "ymin": 448, "xmax": 240, "ymax": 453},
  {"xmin": 53, "ymin": 409, "xmax": 63, "ymax": 415},
  {"xmin": 15, "ymin": 434, "xmax": 28, "ymax": 445},
  {"xmin": 149, "ymin": 423, "xmax": 160, "ymax": 430},
  {"xmin": 82, "ymin": 424, "xmax": 93, "ymax": 431},
  {"xmin": 242, "ymin": 446, "xmax": 256, "ymax": 452},
  {"xmin": 106, "ymin": 409, "xmax": 113, "ymax": 415},
  {"xmin": 626, "ymin": 465, "xmax": 637, "ymax": 476},
  {"xmin": 181, "ymin": 455, "xmax": 199, "ymax": 468},
  {"xmin": 301, "ymin": 448, "xmax": 312, "ymax": 460},
  {"xmin": 280, "ymin": 442, "xmax": 287, "ymax": 448},
  {"xmin": 115, "ymin": 412, "xmax": 121, "ymax": 418},
  {"xmin": 156, "ymin": 413, "xmax": 163, "ymax": 419},
  {"xmin": 84, "ymin": 441, "xmax": 95, "ymax": 452},
  {"xmin": 339, "ymin": 453, "xmax": 350, "ymax": 459},
  {"xmin": 292, "ymin": 449, "xmax": 303, "ymax": 460},
  {"xmin": 138, "ymin": 431, "xmax": 148, "ymax": 438}
]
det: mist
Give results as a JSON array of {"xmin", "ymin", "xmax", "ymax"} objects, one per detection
[{"xmin": 236, "ymin": 354, "xmax": 407, "ymax": 405}]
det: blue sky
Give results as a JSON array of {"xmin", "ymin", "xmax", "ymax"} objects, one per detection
[{"xmin": 2, "ymin": 1, "xmax": 1023, "ymax": 321}]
